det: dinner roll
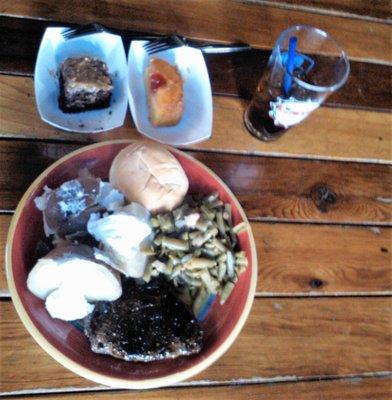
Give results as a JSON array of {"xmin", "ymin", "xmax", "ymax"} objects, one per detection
[{"xmin": 109, "ymin": 143, "xmax": 189, "ymax": 213}]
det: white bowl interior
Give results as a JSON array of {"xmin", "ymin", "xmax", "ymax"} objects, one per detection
[{"xmin": 34, "ymin": 27, "xmax": 128, "ymax": 133}]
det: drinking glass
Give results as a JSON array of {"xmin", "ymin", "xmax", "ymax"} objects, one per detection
[{"xmin": 244, "ymin": 25, "xmax": 350, "ymax": 141}]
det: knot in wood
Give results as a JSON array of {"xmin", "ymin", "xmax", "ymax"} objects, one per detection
[
  {"xmin": 310, "ymin": 184, "xmax": 337, "ymax": 213},
  {"xmin": 309, "ymin": 278, "xmax": 324, "ymax": 289}
]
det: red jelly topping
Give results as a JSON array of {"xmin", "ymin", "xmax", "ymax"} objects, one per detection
[{"xmin": 150, "ymin": 72, "xmax": 167, "ymax": 92}]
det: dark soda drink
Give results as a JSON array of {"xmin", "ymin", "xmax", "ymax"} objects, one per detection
[
  {"xmin": 244, "ymin": 73, "xmax": 287, "ymax": 141},
  {"xmin": 244, "ymin": 97, "xmax": 287, "ymax": 141}
]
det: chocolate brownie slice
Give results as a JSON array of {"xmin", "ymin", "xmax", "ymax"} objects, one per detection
[{"xmin": 59, "ymin": 57, "xmax": 113, "ymax": 113}]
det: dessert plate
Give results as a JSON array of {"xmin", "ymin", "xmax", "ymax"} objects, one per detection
[
  {"xmin": 34, "ymin": 27, "xmax": 128, "ymax": 133},
  {"xmin": 127, "ymin": 41, "xmax": 213, "ymax": 145}
]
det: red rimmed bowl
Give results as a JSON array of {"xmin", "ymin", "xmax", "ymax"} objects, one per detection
[{"xmin": 6, "ymin": 140, "xmax": 257, "ymax": 389}]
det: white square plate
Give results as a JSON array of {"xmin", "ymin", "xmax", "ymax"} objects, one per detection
[
  {"xmin": 127, "ymin": 41, "xmax": 213, "ymax": 145},
  {"xmin": 34, "ymin": 27, "xmax": 128, "ymax": 133}
]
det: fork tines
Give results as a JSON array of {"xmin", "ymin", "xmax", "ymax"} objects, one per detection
[
  {"xmin": 62, "ymin": 23, "xmax": 106, "ymax": 40},
  {"xmin": 143, "ymin": 35, "xmax": 185, "ymax": 54}
]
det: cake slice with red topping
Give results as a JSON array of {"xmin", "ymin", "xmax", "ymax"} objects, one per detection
[{"xmin": 145, "ymin": 58, "xmax": 184, "ymax": 126}]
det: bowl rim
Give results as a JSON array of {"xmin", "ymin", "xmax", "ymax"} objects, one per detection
[{"xmin": 5, "ymin": 139, "xmax": 258, "ymax": 389}]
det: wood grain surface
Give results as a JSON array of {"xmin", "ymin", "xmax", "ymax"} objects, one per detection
[
  {"xmin": 265, "ymin": 0, "xmax": 392, "ymax": 21},
  {"xmin": 1, "ymin": 75, "xmax": 391, "ymax": 163},
  {"xmin": 7, "ymin": 376, "xmax": 392, "ymax": 400},
  {"xmin": 1, "ymin": 297, "xmax": 391, "ymax": 394},
  {"xmin": 0, "ymin": 140, "xmax": 390, "ymax": 223},
  {"xmin": 0, "ymin": 17, "xmax": 390, "ymax": 112},
  {"xmin": 1, "ymin": 213, "xmax": 390, "ymax": 296},
  {"xmin": 1, "ymin": 0, "xmax": 391, "ymax": 63},
  {"xmin": 0, "ymin": 2, "xmax": 391, "ymax": 398}
]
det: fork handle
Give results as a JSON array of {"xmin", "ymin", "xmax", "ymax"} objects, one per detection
[{"xmin": 199, "ymin": 44, "xmax": 252, "ymax": 54}]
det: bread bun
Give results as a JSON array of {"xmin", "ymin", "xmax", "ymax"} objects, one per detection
[{"xmin": 109, "ymin": 143, "xmax": 189, "ymax": 213}]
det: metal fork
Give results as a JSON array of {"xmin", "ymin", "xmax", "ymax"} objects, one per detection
[
  {"xmin": 61, "ymin": 23, "xmax": 107, "ymax": 40},
  {"xmin": 143, "ymin": 35, "xmax": 185, "ymax": 54},
  {"xmin": 144, "ymin": 34, "xmax": 251, "ymax": 54}
]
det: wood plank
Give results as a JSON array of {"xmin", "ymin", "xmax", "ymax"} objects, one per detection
[
  {"xmin": 0, "ymin": 140, "xmax": 390, "ymax": 223},
  {"xmin": 261, "ymin": 0, "xmax": 392, "ymax": 21},
  {"xmin": 7, "ymin": 376, "xmax": 392, "ymax": 400},
  {"xmin": 256, "ymin": 223, "xmax": 392, "ymax": 295},
  {"xmin": 1, "ymin": 297, "xmax": 390, "ymax": 393},
  {"xmin": 1, "ymin": 17, "xmax": 390, "ymax": 112},
  {"xmin": 1, "ymin": 214, "xmax": 391, "ymax": 296},
  {"xmin": 1, "ymin": 75, "xmax": 391, "ymax": 163},
  {"xmin": 1, "ymin": 0, "xmax": 390, "ymax": 63}
]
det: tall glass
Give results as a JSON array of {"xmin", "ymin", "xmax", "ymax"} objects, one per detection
[{"xmin": 244, "ymin": 25, "xmax": 350, "ymax": 141}]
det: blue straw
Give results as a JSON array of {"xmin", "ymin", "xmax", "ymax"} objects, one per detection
[{"xmin": 283, "ymin": 36, "xmax": 297, "ymax": 97}]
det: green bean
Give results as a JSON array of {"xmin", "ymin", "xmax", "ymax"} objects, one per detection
[
  {"xmin": 235, "ymin": 251, "xmax": 247, "ymax": 259},
  {"xmin": 209, "ymin": 199, "xmax": 223, "ymax": 208},
  {"xmin": 143, "ymin": 262, "xmax": 153, "ymax": 283},
  {"xmin": 193, "ymin": 249, "xmax": 202, "ymax": 258},
  {"xmin": 235, "ymin": 258, "xmax": 248, "ymax": 267},
  {"xmin": 218, "ymin": 261, "xmax": 227, "ymax": 281},
  {"xmin": 200, "ymin": 270, "xmax": 219, "ymax": 294},
  {"xmin": 201, "ymin": 248, "xmax": 217, "ymax": 258},
  {"xmin": 157, "ymin": 213, "xmax": 174, "ymax": 233},
  {"xmin": 172, "ymin": 205, "xmax": 186, "ymax": 220},
  {"xmin": 216, "ymin": 210, "xmax": 226, "ymax": 236},
  {"xmin": 203, "ymin": 191, "xmax": 219, "ymax": 204},
  {"xmin": 180, "ymin": 272, "xmax": 202, "ymax": 287},
  {"xmin": 171, "ymin": 265, "xmax": 182, "ymax": 279},
  {"xmin": 191, "ymin": 228, "xmax": 218, "ymax": 247},
  {"xmin": 140, "ymin": 245, "xmax": 155, "ymax": 256},
  {"xmin": 200, "ymin": 205, "xmax": 215, "ymax": 220},
  {"xmin": 195, "ymin": 218, "xmax": 211, "ymax": 232},
  {"xmin": 181, "ymin": 253, "xmax": 193, "ymax": 264},
  {"xmin": 161, "ymin": 236, "xmax": 189, "ymax": 251},
  {"xmin": 168, "ymin": 254, "xmax": 181, "ymax": 266},
  {"xmin": 210, "ymin": 267, "xmax": 219, "ymax": 278},
  {"xmin": 183, "ymin": 257, "xmax": 217, "ymax": 270},
  {"xmin": 211, "ymin": 237, "xmax": 227, "ymax": 253},
  {"xmin": 151, "ymin": 268, "xmax": 160, "ymax": 277},
  {"xmin": 153, "ymin": 233, "xmax": 163, "ymax": 246},
  {"xmin": 232, "ymin": 222, "xmax": 247, "ymax": 234},
  {"xmin": 223, "ymin": 203, "xmax": 232, "ymax": 223},
  {"xmin": 220, "ymin": 281, "xmax": 235, "ymax": 304},
  {"xmin": 180, "ymin": 231, "xmax": 189, "ymax": 241},
  {"xmin": 226, "ymin": 251, "xmax": 235, "ymax": 278},
  {"xmin": 163, "ymin": 261, "xmax": 173, "ymax": 275},
  {"xmin": 150, "ymin": 217, "xmax": 160, "ymax": 228},
  {"xmin": 151, "ymin": 259, "xmax": 166, "ymax": 273},
  {"xmin": 218, "ymin": 253, "xmax": 227, "ymax": 263}
]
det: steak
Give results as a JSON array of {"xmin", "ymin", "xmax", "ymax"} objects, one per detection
[{"xmin": 84, "ymin": 277, "xmax": 203, "ymax": 362}]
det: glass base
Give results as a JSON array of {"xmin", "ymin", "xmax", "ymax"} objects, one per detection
[{"xmin": 243, "ymin": 108, "xmax": 288, "ymax": 142}]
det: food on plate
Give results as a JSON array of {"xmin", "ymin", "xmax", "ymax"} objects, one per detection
[
  {"xmin": 28, "ymin": 143, "xmax": 249, "ymax": 362},
  {"xmin": 84, "ymin": 277, "xmax": 203, "ymax": 361},
  {"xmin": 87, "ymin": 203, "xmax": 152, "ymax": 278},
  {"xmin": 145, "ymin": 58, "xmax": 184, "ymax": 126},
  {"xmin": 146, "ymin": 192, "xmax": 248, "ymax": 316},
  {"xmin": 109, "ymin": 143, "xmax": 188, "ymax": 213},
  {"xmin": 35, "ymin": 170, "xmax": 124, "ymax": 238},
  {"xmin": 27, "ymin": 243, "xmax": 122, "ymax": 321},
  {"xmin": 59, "ymin": 56, "xmax": 113, "ymax": 113}
]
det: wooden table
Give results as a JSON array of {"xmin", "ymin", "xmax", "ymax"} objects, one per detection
[{"xmin": 0, "ymin": 1, "xmax": 391, "ymax": 398}]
